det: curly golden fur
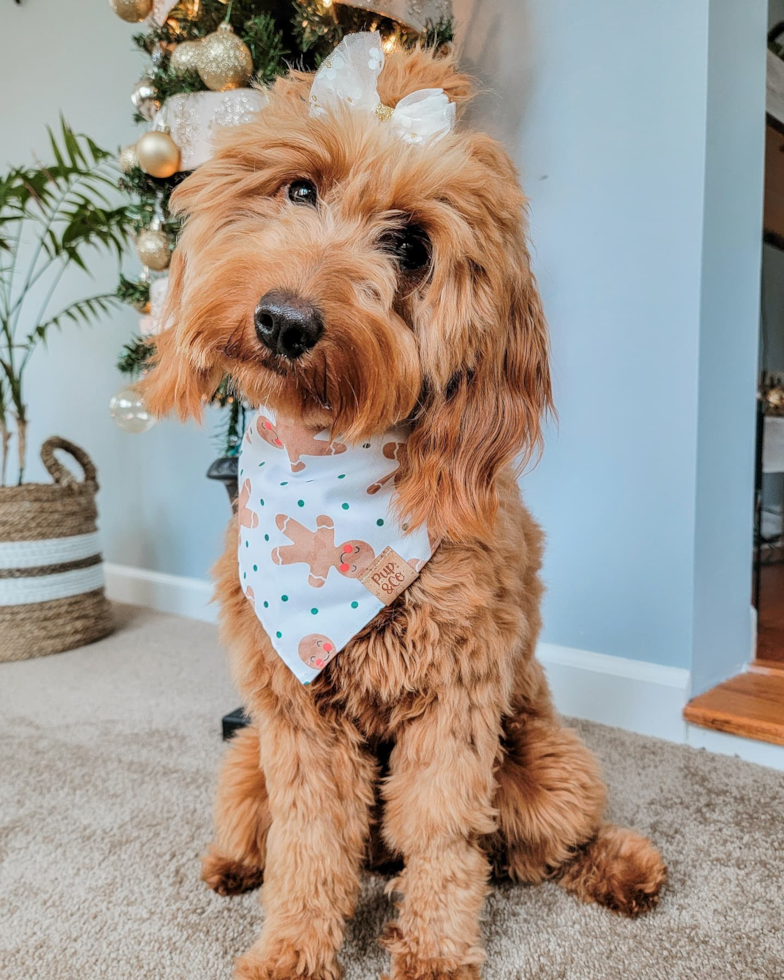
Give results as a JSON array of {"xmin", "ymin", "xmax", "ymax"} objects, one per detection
[{"xmin": 143, "ymin": 44, "xmax": 666, "ymax": 980}]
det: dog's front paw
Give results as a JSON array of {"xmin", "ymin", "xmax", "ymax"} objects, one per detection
[
  {"xmin": 383, "ymin": 960, "xmax": 481, "ymax": 980},
  {"xmin": 381, "ymin": 925, "xmax": 482, "ymax": 980},
  {"xmin": 235, "ymin": 947, "xmax": 341, "ymax": 980},
  {"xmin": 202, "ymin": 849, "xmax": 264, "ymax": 896}
]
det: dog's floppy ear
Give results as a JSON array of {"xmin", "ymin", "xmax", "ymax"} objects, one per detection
[
  {"xmin": 395, "ymin": 140, "xmax": 553, "ymax": 543},
  {"xmin": 378, "ymin": 45, "xmax": 475, "ymax": 112},
  {"xmin": 138, "ymin": 248, "xmax": 223, "ymax": 420}
]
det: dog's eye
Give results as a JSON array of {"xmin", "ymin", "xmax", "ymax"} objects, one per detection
[
  {"xmin": 382, "ymin": 224, "xmax": 431, "ymax": 272},
  {"xmin": 288, "ymin": 180, "xmax": 318, "ymax": 206}
]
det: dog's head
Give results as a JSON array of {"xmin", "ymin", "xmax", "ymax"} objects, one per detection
[{"xmin": 143, "ymin": 42, "xmax": 552, "ymax": 541}]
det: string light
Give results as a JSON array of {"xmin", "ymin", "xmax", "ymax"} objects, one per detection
[{"xmin": 383, "ymin": 35, "xmax": 397, "ymax": 53}]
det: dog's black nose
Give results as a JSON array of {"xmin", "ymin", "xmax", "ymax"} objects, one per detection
[{"xmin": 254, "ymin": 291, "xmax": 323, "ymax": 359}]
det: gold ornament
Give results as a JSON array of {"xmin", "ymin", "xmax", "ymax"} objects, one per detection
[
  {"xmin": 766, "ymin": 386, "xmax": 784, "ymax": 415},
  {"xmin": 198, "ymin": 23, "xmax": 253, "ymax": 92},
  {"xmin": 109, "ymin": 0, "xmax": 153, "ymax": 23},
  {"xmin": 118, "ymin": 143, "xmax": 139, "ymax": 173},
  {"xmin": 135, "ymin": 131, "xmax": 181, "ymax": 178},
  {"xmin": 136, "ymin": 227, "xmax": 172, "ymax": 271},
  {"xmin": 131, "ymin": 77, "xmax": 161, "ymax": 121},
  {"xmin": 170, "ymin": 39, "xmax": 204, "ymax": 76}
]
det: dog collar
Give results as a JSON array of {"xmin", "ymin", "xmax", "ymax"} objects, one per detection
[{"xmin": 237, "ymin": 408, "xmax": 435, "ymax": 684}]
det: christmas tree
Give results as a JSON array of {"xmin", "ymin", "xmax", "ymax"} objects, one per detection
[{"xmin": 110, "ymin": 0, "xmax": 453, "ymax": 455}]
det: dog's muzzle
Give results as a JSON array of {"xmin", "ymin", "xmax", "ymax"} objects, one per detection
[{"xmin": 254, "ymin": 290, "xmax": 324, "ymax": 360}]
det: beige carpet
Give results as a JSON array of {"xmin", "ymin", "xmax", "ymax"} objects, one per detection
[{"xmin": 1, "ymin": 605, "xmax": 783, "ymax": 980}]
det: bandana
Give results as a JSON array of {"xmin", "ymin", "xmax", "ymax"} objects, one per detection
[{"xmin": 237, "ymin": 408, "xmax": 435, "ymax": 684}]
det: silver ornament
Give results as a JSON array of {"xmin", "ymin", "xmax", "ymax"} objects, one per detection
[
  {"xmin": 131, "ymin": 77, "xmax": 161, "ymax": 121},
  {"xmin": 109, "ymin": 386, "xmax": 156, "ymax": 434}
]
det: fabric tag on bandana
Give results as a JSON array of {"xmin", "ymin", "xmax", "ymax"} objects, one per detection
[{"xmin": 237, "ymin": 408, "xmax": 435, "ymax": 684}]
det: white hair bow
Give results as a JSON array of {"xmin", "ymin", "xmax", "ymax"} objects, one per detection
[{"xmin": 309, "ymin": 32, "xmax": 455, "ymax": 146}]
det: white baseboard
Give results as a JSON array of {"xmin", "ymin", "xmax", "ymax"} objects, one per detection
[
  {"xmin": 105, "ymin": 565, "xmax": 784, "ymax": 770},
  {"xmin": 537, "ymin": 643, "xmax": 691, "ymax": 744},
  {"xmin": 105, "ymin": 563, "xmax": 217, "ymax": 624}
]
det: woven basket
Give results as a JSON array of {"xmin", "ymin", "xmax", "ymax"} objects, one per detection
[{"xmin": 0, "ymin": 437, "xmax": 113, "ymax": 662}]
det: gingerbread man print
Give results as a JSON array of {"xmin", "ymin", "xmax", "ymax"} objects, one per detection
[
  {"xmin": 298, "ymin": 633, "xmax": 337, "ymax": 670},
  {"xmin": 238, "ymin": 479, "xmax": 259, "ymax": 530},
  {"xmin": 256, "ymin": 415, "xmax": 347, "ymax": 473},
  {"xmin": 367, "ymin": 440, "xmax": 407, "ymax": 494},
  {"xmin": 272, "ymin": 514, "xmax": 375, "ymax": 587}
]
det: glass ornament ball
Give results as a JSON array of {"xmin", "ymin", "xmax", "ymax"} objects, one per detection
[
  {"xmin": 118, "ymin": 143, "xmax": 138, "ymax": 173},
  {"xmin": 109, "ymin": 386, "xmax": 156, "ymax": 434},
  {"xmin": 135, "ymin": 130, "xmax": 181, "ymax": 178},
  {"xmin": 135, "ymin": 227, "xmax": 172, "ymax": 271},
  {"xmin": 170, "ymin": 39, "xmax": 204, "ymax": 77},
  {"xmin": 198, "ymin": 23, "xmax": 253, "ymax": 92},
  {"xmin": 109, "ymin": 0, "xmax": 153, "ymax": 22}
]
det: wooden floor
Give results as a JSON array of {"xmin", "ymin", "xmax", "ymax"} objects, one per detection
[
  {"xmin": 683, "ymin": 564, "xmax": 784, "ymax": 745},
  {"xmin": 757, "ymin": 562, "xmax": 784, "ymax": 668},
  {"xmin": 684, "ymin": 669, "xmax": 784, "ymax": 747}
]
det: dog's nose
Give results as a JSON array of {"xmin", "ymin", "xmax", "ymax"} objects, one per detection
[{"xmin": 254, "ymin": 291, "xmax": 323, "ymax": 359}]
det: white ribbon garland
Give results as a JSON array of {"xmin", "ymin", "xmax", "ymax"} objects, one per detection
[{"xmin": 309, "ymin": 32, "xmax": 455, "ymax": 146}]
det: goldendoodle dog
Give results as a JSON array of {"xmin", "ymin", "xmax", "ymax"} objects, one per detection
[{"xmin": 144, "ymin": 34, "xmax": 666, "ymax": 980}]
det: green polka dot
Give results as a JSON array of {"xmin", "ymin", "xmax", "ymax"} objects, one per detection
[
  {"xmin": 297, "ymin": 499, "xmax": 305, "ymax": 507},
  {"xmin": 376, "ymin": 518, "xmax": 384, "ymax": 526},
  {"xmin": 281, "ymin": 595, "xmax": 289, "ymax": 602},
  {"xmin": 338, "ymin": 474, "xmax": 346, "ymax": 479},
  {"xmin": 351, "ymin": 601, "xmax": 359, "ymax": 609},
  {"xmin": 263, "ymin": 600, "xmax": 269, "ymax": 608},
  {"xmin": 311, "ymin": 607, "xmax": 318, "ymax": 615},
  {"xmin": 253, "ymin": 564, "xmax": 258, "ymax": 572},
  {"xmin": 264, "ymin": 534, "xmax": 269, "ymax": 541},
  {"xmin": 243, "ymin": 572, "xmax": 246, "ymax": 579},
  {"xmin": 259, "ymin": 498, "xmax": 264, "ymax": 506},
  {"xmin": 276, "ymin": 631, "xmax": 282, "ymax": 638},
  {"xmin": 245, "ymin": 540, "xmax": 249, "ymax": 548},
  {"xmin": 240, "ymin": 468, "xmax": 244, "ymax": 476},
  {"xmin": 342, "ymin": 502, "xmax": 349, "ymax": 510},
  {"xmin": 258, "ymin": 461, "xmax": 265, "ymax": 466},
  {"xmin": 280, "ymin": 481, "xmax": 288, "ymax": 486}
]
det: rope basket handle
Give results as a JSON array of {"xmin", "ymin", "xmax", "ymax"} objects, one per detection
[{"xmin": 40, "ymin": 437, "xmax": 98, "ymax": 489}]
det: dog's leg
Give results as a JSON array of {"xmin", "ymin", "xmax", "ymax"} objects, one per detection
[
  {"xmin": 381, "ymin": 694, "xmax": 499, "ymax": 980},
  {"xmin": 202, "ymin": 725, "xmax": 270, "ymax": 896},
  {"xmin": 491, "ymin": 713, "xmax": 666, "ymax": 916},
  {"xmin": 235, "ymin": 706, "xmax": 375, "ymax": 980}
]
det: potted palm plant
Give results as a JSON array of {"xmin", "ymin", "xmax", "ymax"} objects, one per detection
[{"xmin": 0, "ymin": 119, "xmax": 132, "ymax": 661}]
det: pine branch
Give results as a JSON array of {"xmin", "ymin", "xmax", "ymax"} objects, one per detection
[
  {"xmin": 117, "ymin": 335, "xmax": 152, "ymax": 376},
  {"xmin": 117, "ymin": 274, "xmax": 151, "ymax": 311}
]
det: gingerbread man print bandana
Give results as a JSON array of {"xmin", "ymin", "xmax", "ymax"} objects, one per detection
[{"xmin": 237, "ymin": 408, "xmax": 436, "ymax": 684}]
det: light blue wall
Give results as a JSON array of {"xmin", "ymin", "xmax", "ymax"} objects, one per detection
[
  {"xmin": 458, "ymin": 0, "xmax": 766, "ymax": 679},
  {"xmin": 691, "ymin": 0, "xmax": 767, "ymax": 691},
  {"xmin": 0, "ymin": 2, "xmax": 229, "ymax": 579},
  {"xmin": 461, "ymin": 1, "xmax": 711, "ymax": 669},
  {"xmin": 1, "ymin": 1, "xmax": 768, "ymax": 685}
]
